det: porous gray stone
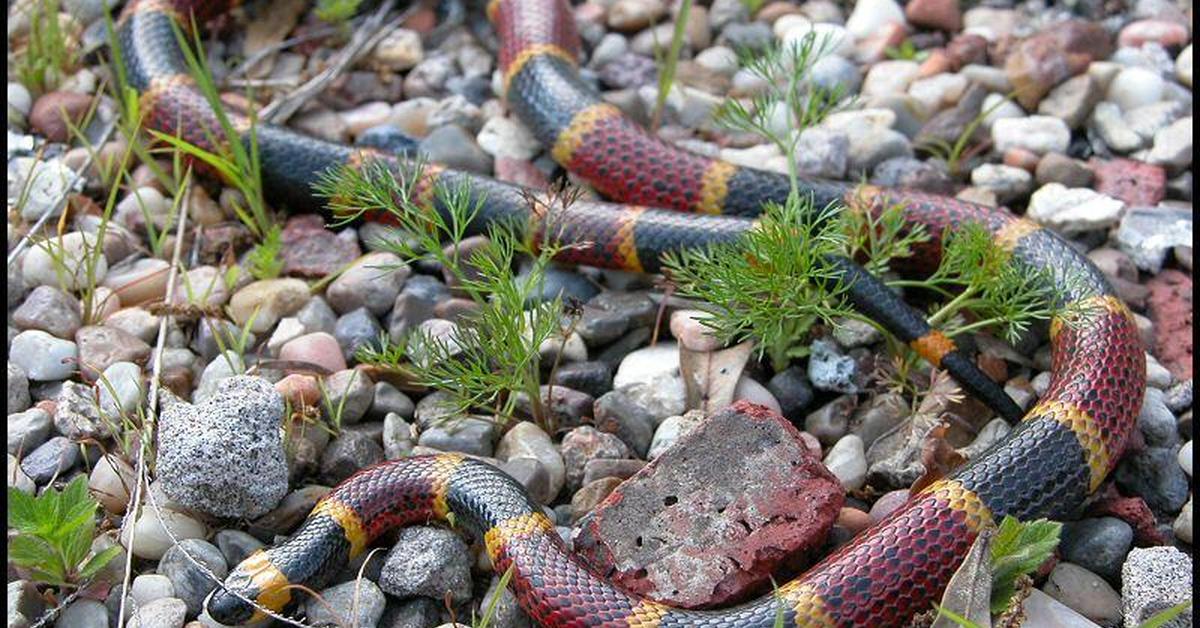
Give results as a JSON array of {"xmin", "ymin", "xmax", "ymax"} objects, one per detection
[
  {"xmin": 156, "ymin": 376, "xmax": 288, "ymax": 518},
  {"xmin": 1122, "ymin": 547, "xmax": 1192, "ymax": 628},
  {"xmin": 379, "ymin": 527, "xmax": 473, "ymax": 604}
]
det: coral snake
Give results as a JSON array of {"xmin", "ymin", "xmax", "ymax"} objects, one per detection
[{"xmin": 113, "ymin": 0, "xmax": 1146, "ymax": 625}]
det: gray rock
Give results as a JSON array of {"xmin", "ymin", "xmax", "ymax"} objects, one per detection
[
  {"xmin": 334, "ymin": 307, "xmax": 384, "ymax": 362},
  {"xmin": 593, "ymin": 388, "xmax": 656, "ymax": 457},
  {"xmin": 75, "ymin": 325, "xmax": 152, "ymax": 381},
  {"xmin": 1027, "ymin": 184, "xmax": 1125, "ymax": 234},
  {"xmin": 1114, "ymin": 446, "xmax": 1190, "ymax": 516},
  {"xmin": 302, "ymin": 580, "xmax": 386, "ymax": 628},
  {"xmin": 500, "ymin": 456, "xmax": 554, "ymax": 505},
  {"xmin": 720, "ymin": 22, "xmax": 772, "ymax": 52},
  {"xmin": 1139, "ymin": 388, "xmax": 1181, "ymax": 448},
  {"xmin": 767, "ymin": 366, "xmax": 815, "ymax": 420},
  {"xmin": 518, "ymin": 263, "xmax": 600, "ymax": 305},
  {"xmin": 320, "ymin": 429, "xmax": 385, "ymax": 484},
  {"xmin": 9, "ymin": 580, "xmax": 44, "ymax": 628},
  {"xmin": 1122, "ymin": 547, "xmax": 1192, "ymax": 628},
  {"xmin": 388, "ymin": 292, "xmax": 436, "ymax": 342},
  {"xmin": 804, "ymin": 395, "xmax": 855, "ymax": 446},
  {"xmin": 807, "ymin": 338, "xmax": 860, "ymax": 393},
  {"xmin": 550, "ymin": 360, "xmax": 613, "ymax": 399},
  {"xmin": 1042, "ymin": 562, "xmax": 1122, "ymax": 627},
  {"xmin": 323, "ymin": 369, "xmax": 374, "ymax": 426},
  {"xmin": 823, "ymin": 434, "xmax": 867, "ymax": 491},
  {"xmin": 418, "ymin": 124, "xmax": 492, "ymax": 174},
  {"xmin": 1091, "ymin": 101, "xmax": 1147, "ymax": 153},
  {"xmin": 416, "ymin": 416, "xmax": 495, "ymax": 457},
  {"xmin": 807, "ymin": 54, "xmax": 860, "ymax": 94},
  {"xmin": 378, "ymin": 598, "xmax": 441, "ymax": 628},
  {"xmin": 191, "ymin": 351, "xmax": 245, "ymax": 403},
  {"xmin": 870, "ymin": 156, "xmax": 952, "ymax": 193},
  {"xmin": 130, "ymin": 574, "xmax": 176, "ymax": 606},
  {"xmin": 561, "ymin": 426, "xmax": 632, "ymax": 492},
  {"xmin": 648, "ymin": 411, "xmax": 704, "ymax": 460},
  {"xmin": 1038, "ymin": 74, "xmax": 1102, "ymax": 129},
  {"xmin": 370, "ymin": 382, "xmax": 414, "ymax": 421},
  {"xmin": 846, "ymin": 127, "xmax": 913, "ymax": 175},
  {"xmin": 1165, "ymin": 379, "xmax": 1193, "ymax": 414},
  {"xmin": 327, "ymin": 253, "xmax": 410, "ymax": 316},
  {"xmin": 97, "ymin": 361, "xmax": 144, "ymax": 418},
  {"xmin": 127, "ymin": 598, "xmax": 187, "ymax": 628},
  {"xmin": 992, "ymin": 116, "xmax": 1071, "ymax": 156},
  {"xmin": 794, "ymin": 128, "xmax": 849, "ymax": 179},
  {"xmin": 12, "ymin": 285, "xmax": 81, "ymax": 338},
  {"xmin": 378, "ymin": 527, "xmax": 473, "ymax": 603},
  {"xmin": 158, "ymin": 540, "xmax": 229, "ymax": 618},
  {"xmin": 1147, "ymin": 116, "xmax": 1192, "ymax": 170},
  {"xmin": 8, "ymin": 362, "xmax": 31, "ymax": 413},
  {"xmin": 54, "ymin": 599, "xmax": 107, "ymax": 628},
  {"xmin": 1116, "ymin": 206, "xmax": 1192, "ymax": 273},
  {"xmin": 7, "ymin": 408, "xmax": 51, "ymax": 454},
  {"xmin": 213, "ymin": 530, "xmax": 264, "ymax": 568},
  {"xmin": 21, "ymin": 436, "xmax": 78, "ymax": 484},
  {"xmin": 296, "ymin": 296, "xmax": 338, "ymax": 334},
  {"xmin": 479, "ymin": 574, "xmax": 531, "ymax": 628},
  {"xmin": 157, "ymin": 376, "xmax": 288, "ymax": 518},
  {"xmin": 190, "ymin": 319, "xmax": 252, "ymax": 365},
  {"xmin": 1059, "ymin": 517, "xmax": 1133, "ymax": 583},
  {"xmin": 53, "ymin": 381, "xmax": 106, "ymax": 440},
  {"xmin": 10, "ymin": 330, "xmax": 78, "ymax": 381},
  {"xmin": 382, "ymin": 413, "xmax": 416, "ymax": 459},
  {"xmin": 970, "ymin": 164, "xmax": 1033, "ymax": 204}
]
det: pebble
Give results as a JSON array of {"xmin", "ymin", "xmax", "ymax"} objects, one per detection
[
  {"xmin": 1115, "ymin": 446, "xmax": 1190, "ymax": 516},
  {"xmin": 1037, "ymin": 74, "xmax": 1102, "ymax": 129},
  {"xmin": 322, "ymin": 369, "xmax": 374, "ymax": 425},
  {"xmin": 991, "ymin": 116, "xmax": 1070, "ymax": 155},
  {"xmin": 477, "ymin": 116, "xmax": 541, "ymax": 161},
  {"xmin": 1042, "ymin": 562, "xmax": 1123, "ymax": 626},
  {"xmin": 127, "ymin": 598, "xmax": 187, "ymax": 628},
  {"xmin": 1179, "ymin": 441, "xmax": 1192, "ymax": 477},
  {"xmin": 1122, "ymin": 547, "xmax": 1192, "ymax": 627},
  {"xmin": 1176, "ymin": 44, "xmax": 1192, "ymax": 87},
  {"xmin": 320, "ymin": 429, "xmax": 385, "ymax": 484},
  {"xmin": 158, "ymin": 539, "xmax": 229, "ymax": 617},
  {"xmin": 279, "ymin": 332, "xmax": 347, "ymax": 373},
  {"xmin": 54, "ymin": 599, "xmax": 108, "ymax": 628},
  {"xmin": 496, "ymin": 421, "xmax": 567, "ymax": 500},
  {"xmin": 120, "ymin": 505, "xmax": 207, "ymax": 561},
  {"xmin": 612, "ymin": 343, "xmax": 686, "ymax": 419},
  {"xmin": 417, "ymin": 416, "xmax": 496, "ymax": 457},
  {"xmin": 807, "ymin": 339, "xmax": 860, "ymax": 393},
  {"xmin": 970, "ymin": 163, "xmax": 1033, "ymax": 204},
  {"xmin": 1026, "ymin": 183, "xmax": 1125, "ymax": 233},
  {"xmin": 12, "ymin": 286, "xmax": 81, "ymax": 339},
  {"xmin": 11, "ymin": 329, "xmax": 78, "ymax": 381},
  {"xmin": 7, "ymin": 407, "xmax": 51, "ymax": 455},
  {"xmin": 1117, "ymin": 206, "xmax": 1193, "ymax": 274},
  {"xmin": 372, "ymin": 27, "xmax": 423, "ymax": 71},
  {"xmin": 1021, "ymin": 589, "xmax": 1108, "ymax": 628},
  {"xmin": 647, "ymin": 411, "xmax": 704, "ymax": 460},
  {"xmin": 157, "ymin": 376, "xmax": 288, "ymax": 519},
  {"xmin": 1059, "ymin": 517, "xmax": 1133, "ymax": 583},
  {"xmin": 7, "ymin": 455, "xmax": 36, "ymax": 494},
  {"xmin": 103, "ymin": 258, "xmax": 170, "ymax": 306},
  {"xmin": 823, "ymin": 434, "xmax": 867, "ymax": 491},
  {"xmin": 88, "ymin": 453, "xmax": 135, "ymax": 514},
  {"xmin": 1173, "ymin": 495, "xmax": 1191, "ymax": 544},
  {"xmin": 21, "ymin": 435, "xmax": 80, "ymax": 485},
  {"xmin": 766, "ymin": 366, "xmax": 815, "ymax": 420},
  {"xmin": 8, "ymin": 361, "xmax": 31, "ymax": 414},
  {"xmin": 669, "ymin": 309, "xmax": 722, "ymax": 352},
  {"xmin": 794, "ymin": 128, "xmax": 849, "ymax": 179},
  {"xmin": 327, "ymin": 252, "xmax": 409, "ymax": 316},
  {"xmin": 1107, "ymin": 66, "xmax": 1166, "ymax": 112},
  {"xmin": 418, "ymin": 124, "xmax": 492, "ymax": 174},
  {"xmin": 213, "ymin": 530, "xmax": 263, "ymax": 567},
  {"xmin": 1091, "ymin": 101, "xmax": 1147, "ymax": 153},
  {"xmin": 228, "ymin": 278, "xmax": 311, "ymax": 334},
  {"xmin": 130, "ymin": 574, "xmax": 176, "ymax": 607},
  {"xmin": 300, "ymin": 581, "xmax": 386, "ymax": 628},
  {"xmin": 29, "ymin": 91, "xmax": 94, "ymax": 142},
  {"xmin": 868, "ymin": 489, "xmax": 910, "ymax": 523},
  {"xmin": 332, "ymin": 308, "xmax": 383, "ymax": 360},
  {"xmin": 22, "ymin": 231, "xmax": 107, "ymax": 291},
  {"xmin": 844, "ymin": 0, "xmax": 906, "ymax": 40},
  {"xmin": 980, "ymin": 93, "xmax": 1026, "ymax": 130},
  {"xmin": 75, "ymin": 325, "xmax": 151, "ymax": 381},
  {"xmin": 1147, "ymin": 116, "xmax": 1192, "ymax": 170},
  {"xmin": 1036, "ymin": 153, "xmax": 1094, "ymax": 187},
  {"xmin": 379, "ymin": 526, "xmax": 473, "ymax": 603},
  {"xmin": 907, "ymin": 72, "xmax": 968, "ymax": 114}
]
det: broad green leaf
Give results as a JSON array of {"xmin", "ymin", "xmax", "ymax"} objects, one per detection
[
  {"xmin": 78, "ymin": 546, "xmax": 123, "ymax": 581},
  {"xmin": 8, "ymin": 533, "xmax": 57, "ymax": 567},
  {"xmin": 989, "ymin": 516, "xmax": 1061, "ymax": 614},
  {"xmin": 7, "ymin": 487, "xmax": 41, "ymax": 532}
]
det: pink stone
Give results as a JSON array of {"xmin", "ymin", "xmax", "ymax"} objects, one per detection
[
  {"xmin": 494, "ymin": 157, "xmax": 549, "ymax": 189},
  {"xmin": 574, "ymin": 401, "xmax": 843, "ymax": 608},
  {"xmin": 869, "ymin": 489, "xmax": 912, "ymax": 523},
  {"xmin": 905, "ymin": 0, "xmax": 963, "ymax": 33},
  {"xmin": 1146, "ymin": 270, "xmax": 1192, "ymax": 381},
  {"xmin": 1118, "ymin": 20, "xmax": 1190, "ymax": 49},
  {"xmin": 279, "ymin": 332, "xmax": 347, "ymax": 374},
  {"xmin": 1089, "ymin": 158, "xmax": 1167, "ymax": 207},
  {"xmin": 669, "ymin": 309, "xmax": 722, "ymax": 352},
  {"xmin": 1004, "ymin": 21, "xmax": 1114, "ymax": 109}
]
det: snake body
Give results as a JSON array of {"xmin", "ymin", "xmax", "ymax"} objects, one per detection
[{"xmin": 115, "ymin": 0, "xmax": 1146, "ymax": 625}]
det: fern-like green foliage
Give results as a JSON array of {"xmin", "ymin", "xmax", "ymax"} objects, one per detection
[
  {"xmin": 8, "ymin": 476, "xmax": 122, "ymax": 588},
  {"xmin": 988, "ymin": 516, "xmax": 1061, "ymax": 614},
  {"xmin": 246, "ymin": 223, "xmax": 285, "ymax": 280}
]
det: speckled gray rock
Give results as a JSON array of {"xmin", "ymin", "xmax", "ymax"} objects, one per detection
[
  {"xmin": 8, "ymin": 362, "xmax": 31, "ymax": 413},
  {"xmin": 379, "ymin": 527, "xmax": 473, "ymax": 604},
  {"xmin": 807, "ymin": 339, "xmax": 860, "ymax": 393},
  {"xmin": 302, "ymin": 580, "xmax": 387, "ymax": 628},
  {"xmin": 156, "ymin": 376, "xmax": 288, "ymax": 518},
  {"xmin": 157, "ymin": 539, "xmax": 228, "ymax": 618},
  {"xmin": 1122, "ymin": 547, "xmax": 1192, "ymax": 628},
  {"xmin": 7, "ymin": 408, "xmax": 50, "ymax": 455},
  {"xmin": 21, "ymin": 436, "xmax": 78, "ymax": 484},
  {"xmin": 53, "ymin": 381, "xmax": 107, "ymax": 440},
  {"xmin": 127, "ymin": 597, "xmax": 187, "ymax": 628},
  {"xmin": 1059, "ymin": 517, "xmax": 1133, "ymax": 583}
]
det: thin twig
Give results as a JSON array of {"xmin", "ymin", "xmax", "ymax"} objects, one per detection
[
  {"xmin": 259, "ymin": 0, "xmax": 411, "ymax": 124},
  {"xmin": 7, "ymin": 119, "xmax": 117, "ymax": 268}
]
